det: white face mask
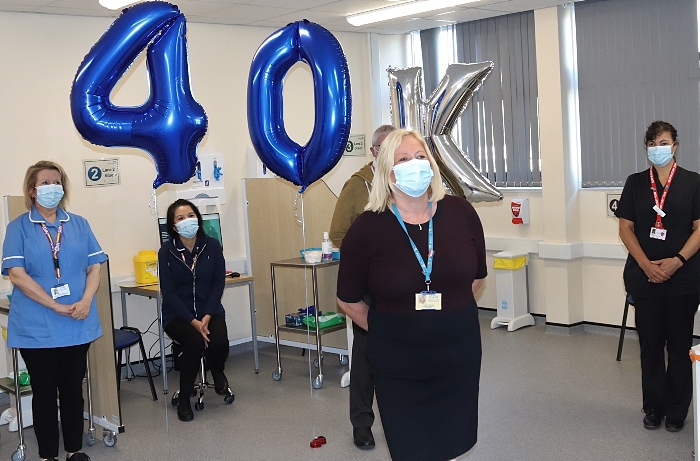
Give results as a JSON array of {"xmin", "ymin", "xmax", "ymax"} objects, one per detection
[
  {"xmin": 35, "ymin": 184, "xmax": 64, "ymax": 209},
  {"xmin": 392, "ymin": 159, "xmax": 434, "ymax": 197},
  {"xmin": 647, "ymin": 145, "xmax": 674, "ymax": 167},
  {"xmin": 175, "ymin": 217, "xmax": 199, "ymax": 239}
]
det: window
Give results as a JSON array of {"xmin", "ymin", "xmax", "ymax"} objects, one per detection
[
  {"xmin": 577, "ymin": 0, "xmax": 700, "ymax": 187},
  {"xmin": 420, "ymin": 11, "xmax": 541, "ymax": 187}
]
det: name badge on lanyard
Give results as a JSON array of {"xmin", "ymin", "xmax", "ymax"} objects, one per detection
[
  {"xmin": 41, "ymin": 222, "xmax": 70, "ymax": 298},
  {"xmin": 391, "ymin": 203, "xmax": 443, "ymax": 311},
  {"xmin": 648, "ymin": 163, "xmax": 677, "ymax": 241},
  {"xmin": 416, "ymin": 291, "xmax": 442, "ymax": 310}
]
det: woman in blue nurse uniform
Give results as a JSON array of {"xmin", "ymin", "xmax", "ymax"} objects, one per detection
[{"xmin": 1, "ymin": 161, "xmax": 107, "ymax": 461}]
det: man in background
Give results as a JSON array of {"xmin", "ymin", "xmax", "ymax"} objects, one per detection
[{"xmin": 330, "ymin": 124, "xmax": 395, "ymax": 450}]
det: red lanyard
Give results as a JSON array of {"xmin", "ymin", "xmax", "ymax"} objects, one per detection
[
  {"xmin": 649, "ymin": 162, "xmax": 677, "ymax": 229},
  {"xmin": 40, "ymin": 222, "xmax": 63, "ymax": 281}
]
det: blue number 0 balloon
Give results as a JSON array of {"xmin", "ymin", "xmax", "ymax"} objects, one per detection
[
  {"xmin": 248, "ymin": 20, "xmax": 352, "ymax": 192},
  {"xmin": 70, "ymin": 2, "xmax": 207, "ymax": 189}
]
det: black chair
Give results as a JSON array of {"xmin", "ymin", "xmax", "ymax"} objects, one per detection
[
  {"xmin": 616, "ymin": 295, "xmax": 635, "ymax": 361},
  {"xmin": 114, "ymin": 326, "xmax": 158, "ymax": 401}
]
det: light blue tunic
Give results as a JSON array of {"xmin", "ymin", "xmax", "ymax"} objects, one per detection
[{"xmin": 1, "ymin": 207, "xmax": 108, "ymax": 348}]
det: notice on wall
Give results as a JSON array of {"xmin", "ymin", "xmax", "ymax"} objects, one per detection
[
  {"xmin": 84, "ymin": 158, "xmax": 120, "ymax": 187},
  {"xmin": 606, "ymin": 192, "xmax": 621, "ymax": 218},
  {"xmin": 344, "ymin": 134, "xmax": 366, "ymax": 157}
]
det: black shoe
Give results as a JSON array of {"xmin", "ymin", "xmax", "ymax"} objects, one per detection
[
  {"xmin": 67, "ymin": 453, "xmax": 91, "ymax": 461},
  {"xmin": 212, "ymin": 369, "xmax": 230, "ymax": 395},
  {"xmin": 665, "ymin": 418, "xmax": 685, "ymax": 432},
  {"xmin": 353, "ymin": 426, "xmax": 375, "ymax": 450},
  {"xmin": 643, "ymin": 409, "xmax": 662, "ymax": 429},
  {"xmin": 177, "ymin": 399, "xmax": 194, "ymax": 422}
]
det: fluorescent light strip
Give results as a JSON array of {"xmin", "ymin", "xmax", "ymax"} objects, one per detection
[
  {"xmin": 347, "ymin": 0, "xmax": 481, "ymax": 26},
  {"xmin": 99, "ymin": 0, "xmax": 141, "ymax": 10}
]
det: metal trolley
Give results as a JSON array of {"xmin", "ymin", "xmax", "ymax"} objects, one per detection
[
  {"xmin": 0, "ymin": 349, "xmax": 117, "ymax": 461},
  {"xmin": 270, "ymin": 258, "xmax": 347, "ymax": 389}
]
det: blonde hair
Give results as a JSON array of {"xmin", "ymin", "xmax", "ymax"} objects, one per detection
[
  {"xmin": 366, "ymin": 129, "xmax": 445, "ymax": 212},
  {"xmin": 23, "ymin": 161, "xmax": 70, "ymax": 210}
]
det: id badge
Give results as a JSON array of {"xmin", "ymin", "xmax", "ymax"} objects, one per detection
[
  {"xmin": 51, "ymin": 284, "xmax": 70, "ymax": 300},
  {"xmin": 415, "ymin": 291, "xmax": 442, "ymax": 310},
  {"xmin": 649, "ymin": 227, "xmax": 667, "ymax": 241}
]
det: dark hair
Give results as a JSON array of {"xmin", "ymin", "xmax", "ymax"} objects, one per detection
[
  {"xmin": 166, "ymin": 199, "xmax": 205, "ymax": 240},
  {"xmin": 644, "ymin": 121, "xmax": 678, "ymax": 146}
]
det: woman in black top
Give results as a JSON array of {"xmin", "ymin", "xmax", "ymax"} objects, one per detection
[
  {"xmin": 159, "ymin": 199, "xmax": 232, "ymax": 422},
  {"xmin": 337, "ymin": 129, "xmax": 487, "ymax": 461},
  {"xmin": 616, "ymin": 121, "xmax": 700, "ymax": 432}
]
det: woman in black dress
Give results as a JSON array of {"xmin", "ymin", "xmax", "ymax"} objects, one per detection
[
  {"xmin": 616, "ymin": 121, "xmax": 700, "ymax": 432},
  {"xmin": 337, "ymin": 129, "xmax": 487, "ymax": 461}
]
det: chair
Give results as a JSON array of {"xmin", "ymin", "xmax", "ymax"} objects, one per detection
[
  {"xmin": 114, "ymin": 326, "xmax": 158, "ymax": 401},
  {"xmin": 616, "ymin": 295, "xmax": 635, "ymax": 361},
  {"xmin": 170, "ymin": 342, "xmax": 234, "ymax": 410}
]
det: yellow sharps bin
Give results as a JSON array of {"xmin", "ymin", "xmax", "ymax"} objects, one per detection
[
  {"xmin": 133, "ymin": 250, "xmax": 158, "ymax": 284},
  {"xmin": 491, "ymin": 250, "xmax": 534, "ymax": 332}
]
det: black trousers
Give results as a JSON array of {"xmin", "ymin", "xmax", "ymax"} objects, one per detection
[
  {"xmin": 350, "ymin": 323, "xmax": 375, "ymax": 428},
  {"xmin": 165, "ymin": 314, "xmax": 229, "ymax": 403},
  {"xmin": 634, "ymin": 292, "xmax": 698, "ymax": 420},
  {"xmin": 20, "ymin": 343, "xmax": 90, "ymax": 459}
]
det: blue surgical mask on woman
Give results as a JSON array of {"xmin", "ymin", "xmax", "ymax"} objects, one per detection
[
  {"xmin": 35, "ymin": 184, "xmax": 64, "ymax": 209},
  {"xmin": 175, "ymin": 218, "xmax": 199, "ymax": 239},
  {"xmin": 647, "ymin": 145, "xmax": 674, "ymax": 167},
  {"xmin": 392, "ymin": 159, "xmax": 434, "ymax": 197}
]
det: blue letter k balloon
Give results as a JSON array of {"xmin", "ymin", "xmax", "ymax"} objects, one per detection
[{"xmin": 71, "ymin": 2, "xmax": 207, "ymax": 189}]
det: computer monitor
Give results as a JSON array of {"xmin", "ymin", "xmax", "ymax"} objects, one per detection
[{"xmin": 158, "ymin": 213, "xmax": 223, "ymax": 249}]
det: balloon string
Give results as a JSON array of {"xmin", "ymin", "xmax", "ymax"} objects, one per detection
[{"xmin": 299, "ymin": 193, "xmax": 319, "ymax": 439}]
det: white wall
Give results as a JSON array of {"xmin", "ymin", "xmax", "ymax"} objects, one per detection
[{"xmin": 0, "ymin": 12, "xmax": 374, "ymax": 345}]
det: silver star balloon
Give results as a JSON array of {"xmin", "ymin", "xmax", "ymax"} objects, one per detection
[{"xmin": 388, "ymin": 63, "xmax": 503, "ymax": 202}]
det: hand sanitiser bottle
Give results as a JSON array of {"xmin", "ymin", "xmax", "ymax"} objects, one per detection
[{"xmin": 322, "ymin": 232, "xmax": 332, "ymax": 261}]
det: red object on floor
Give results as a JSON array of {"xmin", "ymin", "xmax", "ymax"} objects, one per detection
[{"xmin": 310, "ymin": 436, "xmax": 327, "ymax": 448}]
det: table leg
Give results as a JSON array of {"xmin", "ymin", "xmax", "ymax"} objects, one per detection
[
  {"xmin": 271, "ymin": 265, "xmax": 283, "ymax": 380},
  {"xmin": 156, "ymin": 292, "xmax": 168, "ymax": 394},
  {"xmin": 120, "ymin": 291, "xmax": 133, "ymax": 379},
  {"xmin": 312, "ymin": 266, "xmax": 323, "ymax": 389},
  {"xmin": 248, "ymin": 280, "xmax": 259, "ymax": 373}
]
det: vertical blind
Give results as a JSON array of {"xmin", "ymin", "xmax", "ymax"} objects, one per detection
[
  {"xmin": 451, "ymin": 11, "xmax": 541, "ymax": 187},
  {"xmin": 420, "ymin": 12, "xmax": 540, "ymax": 187},
  {"xmin": 577, "ymin": 0, "xmax": 700, "ymax": 187}
]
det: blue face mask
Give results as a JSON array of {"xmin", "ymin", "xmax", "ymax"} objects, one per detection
[
  {"xmin": 393, "ymin": 159, "xmax": 434, "ymax": 197},
  {"xmin": 175, "ymin": 217, "xmax": 199, "ymax": 239},
  {"xmin": 35, "ymin": 184, "xmax": 64, "ymax": 209},
  {"xmin": 647, "ymin": 145, "xmax": 674, "ymax": 167}
]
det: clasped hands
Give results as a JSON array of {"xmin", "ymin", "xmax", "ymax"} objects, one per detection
[
  {"xmin": 644, "ymin": 257, "xmax": 683, "ymax": 283},
  {"xmin": 191, "ymin": 315, "xmax": 211, "ymax": 347},
  {"xmin": 53, "ymin": 299, "xmax": 91, "ymax": 320}
]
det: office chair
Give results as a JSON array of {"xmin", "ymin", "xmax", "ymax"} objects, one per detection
[
  {"xmin": 114, "ymin": 326, "xmax": 158, "ymax": 401},
  {"xmin": 616, "ymin": 295, "xmax": 635, "ymax": 361},
  {"xmin": 170, "ymin": 343, "xmax": 235, "ymax": 410}
]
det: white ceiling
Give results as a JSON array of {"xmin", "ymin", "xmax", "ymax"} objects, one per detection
[{"xmin": 0, "ymin": 0, "xmax": 582, "ymax": 34}]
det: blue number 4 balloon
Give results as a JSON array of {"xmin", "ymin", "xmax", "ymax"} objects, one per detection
[{"xmin": 71, "ymin": 2, "xmax": 207, "ymax": 189}]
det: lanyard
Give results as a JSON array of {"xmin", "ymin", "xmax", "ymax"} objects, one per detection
[
  {"xmin": 180, "ymin": 248, "xmax": 199, "ymax": 272},
  {"xmin": 40, "ymin": 222, "xmax": 63, "ymax": 283},
  {"xmin": 391, "ymin": 202, "xmax": 434, "ymax": 290},
  {"xmin": 649, "ymin": 162, "xmax": 678, "ymax": 229}
]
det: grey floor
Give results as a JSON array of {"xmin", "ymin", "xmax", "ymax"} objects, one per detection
[{"xmin": 0, "ymin": 314, "xmax": 695, "ymax": 461}]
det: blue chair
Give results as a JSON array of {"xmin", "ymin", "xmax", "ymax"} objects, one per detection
[
  {"xmin": 114, "ymin": 326, "xmax": 158, "ymax": 401},
  {"xmin": 616, "ymin": 295, "xmax": 635, "ymax": 361}
]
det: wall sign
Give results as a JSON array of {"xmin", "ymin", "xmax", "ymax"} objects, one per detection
[
  {"xmin": 606, "ymin": 192, "xmax": 621, "ymax": 218},
  {"xmin": 344, "ymin": 134, "xmax": 365, "ymax": 157},
  {"xmin": 84, "ymin": 158, "xmax": 120, "ymax": 187}
]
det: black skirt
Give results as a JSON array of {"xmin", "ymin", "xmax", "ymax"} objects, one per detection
[{"xmin": 368, "ymin": 301, "xmax": 481, "ymax": 461}]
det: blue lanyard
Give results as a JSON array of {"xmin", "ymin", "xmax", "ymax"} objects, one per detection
[{"xmin": 391, "ymin": 202, "xmax": 434, "ymax": 290}]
